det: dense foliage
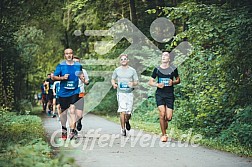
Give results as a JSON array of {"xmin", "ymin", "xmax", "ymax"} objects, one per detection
[
  {"xmin": 159, "ymin": 2, "xmax": 252, "ymax": 148},
  {"xmin": 91, "ymin": 0, "xmax": 252, "ymax": 150},
  {"xmin": 0, "ymin": 0, "xmax": 65, "ymax": 110},
  {"xmin": 0, "ymin": 0, "xmax": 251, "ymax": 155}
]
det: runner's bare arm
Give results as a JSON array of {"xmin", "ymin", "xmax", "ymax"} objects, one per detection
[
  {"xmin": 149, "ymin": 77, "xmax": 157, "ymax": 87},
  {"xmin": 111, "ymin": 79, "xmax": 117, "ymax": 89},
  {"xmin": 79, "ymin": 73, "xmax": 85, "ymax": 83},
  {"xmin": 128, "ymin": 81, "xmax": 138, "ymax": 87},
  {"xmin": 52, "ymin": 84, "xmax": 56, "ymax": 96},
  {"xmin": 83, "ymin": 70, "xmax": 89, "ymax": 85},
  {"xmin": 171, "ymin": 76, "xmax": 180, "ymax": 85},
  {"xmin": 52, "ymin": 74, "xmax": 69, "ymax": 81},
  {"xmin": 149, "ymin": 78, "xmax": 164, "ymax": 88}
]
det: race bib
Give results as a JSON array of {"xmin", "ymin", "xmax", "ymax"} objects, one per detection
[
  {"xmin": 119, "ymin": 82, "xmax": 130, "ymax": 89},
  {"xmin": 64, "ymin": 81, "xmax": 75, "ymax": 89},
  {"xmin": 159, "ymin": 78, "xmax": 170, "ymax": 86},
  {"xmin": 50, "ymin": 84, "xmax": 54, "ymax": 90}
]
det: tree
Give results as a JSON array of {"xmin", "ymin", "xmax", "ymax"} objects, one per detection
[{"xmin": 129, "ymin": 0, "xmax": 138, "ymax": 26}]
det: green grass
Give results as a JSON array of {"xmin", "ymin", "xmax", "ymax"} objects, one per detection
[
  {"xmin": 0, "ymin": 108, "xmax": 77, "ymax": 167},
  {"xmin": 29, "ymin": 105, "xmax": 45, "ymax": 115}
]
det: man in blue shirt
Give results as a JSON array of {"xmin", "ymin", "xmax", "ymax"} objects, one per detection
[{"xmin": 53, "ymin": 48, "xmax": 85, "ymax": 140}]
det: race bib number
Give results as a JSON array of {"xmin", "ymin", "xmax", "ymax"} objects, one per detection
[
  {"xmin": 159, "ymin": 78, "xmax": 170, "ymax": 86},
  {"xmin": 119, "ymin": 82, "xmax": 130, "ymax": 89},
  {"xmin": 64, "ymin": 81, "xmax": 75, "ymax": 89}
]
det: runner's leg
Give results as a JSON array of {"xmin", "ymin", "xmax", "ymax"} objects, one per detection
[
  {"xmin": 158, "ymin": 105, "xmax": 166, "ymax": 136},
  {"xmin": 68, "ymin": 104, "xmax": 76, "ymax": 130},
  {"xmin": 120, "ymin": 112, "xmax": 126, "ymax": 129}
]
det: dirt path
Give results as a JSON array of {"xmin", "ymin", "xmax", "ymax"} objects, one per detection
[{"xmin": 42, "ymin": 113, "xmax": 252, "ymax": 167}]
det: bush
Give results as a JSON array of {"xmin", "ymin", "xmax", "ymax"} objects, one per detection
[
  {"xmin": 133, "ymin": 96, "xmax": 159, "ymax": 123},
  {"xmin": 219, "ymin": 105, "xmax": 252, "ymax": 148},
  {"xmin": 0, "ymin": 139, "xmax": 76, "ymax": 167},
  {"xmin": 14, "ymin": 99, "xmax": 33, "ymax": 114},
  {"xmin": 92, "ymin": 88, "xmax": 118, "ymax": 115},
  {"xmin": 0, "ymin": 108, "xmax": 76, "ymax": 167},
  {"xmin": 0, "ymin": 112, "xmax": 44, "ymax": 146}
]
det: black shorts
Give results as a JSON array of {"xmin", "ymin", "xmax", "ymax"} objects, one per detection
[
  {"xmin": 56, "ymin": 98, "xmax": 60, "ymax": 105},
  {"xmin": 155, "ymin": 93, "xmax": 175, "ymax": 109},
  {"xmin": 59, "ymin": 94, "xmax": 79, "ymax": 111},
  {"xmin": 46, "ymin": 92, "xmax": 53, "ymax": 101}
]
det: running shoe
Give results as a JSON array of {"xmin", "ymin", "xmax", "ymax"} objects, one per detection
[
  {"xmin": 69, "ymin": 132, "xmax": 75, "ymax": 140},
  {"xmin": 121, "ymin": 129, "xmax": 126, "ymax": 136},
  {"xmin": 52, "ymin": 114, "xmax": 56, "ymax": 118},
  {"xmin": 47, "ymin": 110, "xmax": 51, "ymax": 116},
  {"xmin": 126, "ymin": 121, "xmax": 131, "ymax": 131},
  {"xmin": 74, "ymin": 129, "xmax": 78, "ymax": 137},
  {"xmin": 161, "ymin": 135, "xmax": 168, "ymax": 142},
  {"xmin": 62, "ymin": 132, "xmax": 67, "ymax": 141}
]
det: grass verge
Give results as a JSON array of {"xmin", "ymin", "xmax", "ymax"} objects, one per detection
[
  {"xmin": 0, "ymin": 107, "xmax": 77, "ymax": 167},
  {"xmin": 94, "ymin": 112, "xmax": 252, "ymax": 157}
]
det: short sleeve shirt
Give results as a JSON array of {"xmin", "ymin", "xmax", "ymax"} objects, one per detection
[
  {"xmin": 112, "ymin": 66, "xmax": 138, "ymax": 93},
  {"xmin": 151, "ymin": 66, "xmax": 179, "ymax": 94},
  {"xmin": 54, "ymin": 61, "xmax": 82, "ymax": 97},
  {"xmin": 46, "ymin": 78, "xmax": 54, "ymax": 93}
]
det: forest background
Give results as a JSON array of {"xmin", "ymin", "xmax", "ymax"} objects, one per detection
[{"xmin": 0, "ymin": 1, "xmax": 251, "ymax": 165}]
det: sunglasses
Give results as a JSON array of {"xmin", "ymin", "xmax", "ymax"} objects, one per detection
[{"xmin": 120, "ymin": 58, "xmax": 128, "ymax": 61}]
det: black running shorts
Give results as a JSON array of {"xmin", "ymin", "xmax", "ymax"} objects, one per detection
[
  {"xmin": 59, "ymin": 94, "xmax": 80, "ymax": 111},
  {"xmin": 46, "ymin": 91, "xmax": 54, "ymax": 101},
  {"xmin": 155, "ymin": 93, "xmax": 175, "ymax": 109},
  {"xmin": 56, "ymin": 98, "xmax": 60, "ymax": 105}
]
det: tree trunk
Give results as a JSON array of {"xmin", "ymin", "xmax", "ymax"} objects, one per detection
[{"xmin": 129, "ymin": 0, "xmax": 138, "ymax": 26}]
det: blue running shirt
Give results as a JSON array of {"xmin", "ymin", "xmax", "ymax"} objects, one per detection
[{"xmin": 54, "ymin": 61, "xmax": 82, "ymax": 97}]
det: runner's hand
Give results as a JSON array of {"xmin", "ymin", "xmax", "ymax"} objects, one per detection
[
  {"xmin": 84, "ymin": 80, "xmax": 89, "ymax": 85},
  {"xmin": 80, "ymin": 75, "xmax": 85, "ymax": 83},
  {"xmin": 157, "ymin": 83, "xmax": 164, "ymax": 88},
  {"xmin": 168, "ymin": 79, "xmax": 173, "ymax": 86},
  {"xmin": 128, "ymin": 82, "xmax": 134, "ymax": 88},
  {"xmin": 63, "ymin": 74, "xmax": 69, "ymax": 80},
  {"xmin": 113, "ymin": 83, "xmax": 118, "ymax": 89}
]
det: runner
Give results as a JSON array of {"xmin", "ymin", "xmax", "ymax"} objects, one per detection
[
  {"xmin": 52, "ymin": 48, "xmax": 85, "ymax": 140},
  {"xmin": 148, "ymin": 52, "xmax": 180, "ymax": 142},
  {"xmin": 111, "ymin": 54, "xmax": 138, "ymax": 136},
  {"xmin": 73, "ymin": 56, "xmax": 89, "ymax": 132},
  {"xmin": 52, "ymin": 80, "xmax": 61, "ymax": 118},
  {"xmin": 42, "ymin": 80, "xmax": 48, "ymax": 113},
  {"xmin": 45, "ymin": 72, "xmax": 54, "ymax": 116}
]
